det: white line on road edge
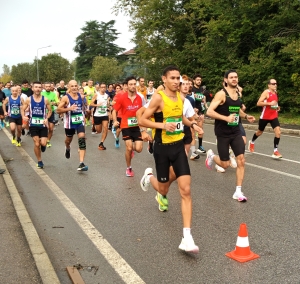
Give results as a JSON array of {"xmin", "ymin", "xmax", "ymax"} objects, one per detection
[
  {"xmin": 203, "ymin": 140, "xmax": 300, "ymax": 165},
  {"xmin": 3, "ymin": 128, "xmax": 145, "ymax": 284},
  {"xmin": 245, "ymin": 162, "xmax": 300, "ymax": 180},
  {"xmin": 0, "ymin": 146, "xmax": 60, "ymax": 283}
]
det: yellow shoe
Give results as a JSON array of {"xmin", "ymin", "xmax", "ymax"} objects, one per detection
[
  {"xmin": 12, "ymin": 138, "xmax": 17, "ymax": 145},
  {"xmin": 46, "ymin": 141, "xmax": 52, "ymax": 147},
  {"xmin": 16, "ymin": 142, "xmax": 21, "ymax": 147}
]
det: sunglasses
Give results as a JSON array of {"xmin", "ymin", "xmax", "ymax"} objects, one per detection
[{"xmin": 269, "ymin": 83, "xmax": 277, "ymax": 85}]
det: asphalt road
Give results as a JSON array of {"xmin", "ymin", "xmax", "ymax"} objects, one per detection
[{"xmin": 0, "ymin": 122, "xmax": 299, "ymax": 284}]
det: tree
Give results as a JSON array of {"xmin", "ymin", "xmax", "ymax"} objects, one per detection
[
  {"xmin": 74, "ymin": 20, "xmax": 125, "ymax": 81},
  {"xmin": 1, "ymin": 64, "xmax": 11, "ymax": 76},
  {"xmin": 89, "ymin": 56, "xmax": 122, "ymax": 83},
  {"xmin": 38, "ymin": 53, "xmax": 74, "ymax": 83},
  {"xmin": 11, "ymin": 63, "xmax": 36, "ymax": 83}
]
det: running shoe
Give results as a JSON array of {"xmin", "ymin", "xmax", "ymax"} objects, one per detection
[
  {"xmin": 155, "ymin": 192, "xmax": 168, "ymax": 212},
  {"xmin": 85, "ymin": 120, "xmax": 90, "ymax": 126},
  {"xmin": 248, "ymin": 141, "xmax": 254, "ymax": 153},
  {"xmin": 46, "ymin": 141, "xmax": 52, "ymax": 147},
  {"xmin": 178, "ymin": 236, "xmax": 199, "ymax": 254},
  {"xmin": 98, "ymin": 144, "xmax": 106, "ymax": 150},
  {"xmin": 190, "ymin": 152, "xmax": 200, "ymax": 160},
  {"xmin": 196, "ymin": 146, "xmax": 206, "ymax": 154},
  {"xmin": 11, "ymin": 138, "xmax": 17, "ymax": 145},
  {"xmin": 37, "ymin": 161, "xmax": 44, "ymax": 169},
  {"xmin": 41, "ymin": 145, "xmax": 46, "ymax": 152},
  {"xmin": 77, "ymin": 163, "xmax": 88, "ymax": 171},
  {"xmin": 140, "ymin": 168, "xmax": 153, "ymax": 191},
  {"xmin": 205, "ymin": 149, "xmax": 214, "ymax": 170},
  {"xmin": 6, "ymin": 121, "xmax": 9, "ymax": 127},
  {"xmin": 126, "ymin": 167, "xmax": 134, "ymax": 177},
  {"xmin": 115, "ymin": 139, "xmax": 120, "ymax": 148},
  {"xmin": 91, "ymin": 131, "xmax": 97, "ymax": 134},
  {"xmin": 229, "ymin": 149, "xmax": 237, "ymax": 168},
  {"xmin": 232, "ymin": 191, "xmax": 247, "ymax": 202},
  {"xmin": 16, "ymin": 141, "xmax": 21, "ymax": 147},
  {"xmin": 65, "ymin": 147, "xmax": 71, "ymax": 159},
  {"xmin": 21, "ymin": 129, "xmax": 25, "ymax": 135},
  {"xmin": 1, "ymin": 121, "xmax": 4, "ymax": 128},
  {"xmin": 215, "ymin": 164, "xmax": 225, "ymax": 173},
  {"xmin": 147, "ymin": 141, "xmax": 153, "ymax": 154},
  {"xmin": 272, "ymin": 151, "xmax": 282, "ymax": 159},
  {"xmin": 112, "ymin": 127, "xmax": 117, "ymax": 139}
]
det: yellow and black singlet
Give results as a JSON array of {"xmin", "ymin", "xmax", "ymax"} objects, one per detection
[{"xmin": 153, "ymin": 91, "xmax": 184, "ymax": 144}]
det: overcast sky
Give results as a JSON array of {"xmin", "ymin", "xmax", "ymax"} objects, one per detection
[{"xmin": 0, "ymin": 0, "xmax": 134, "ymax": 70}]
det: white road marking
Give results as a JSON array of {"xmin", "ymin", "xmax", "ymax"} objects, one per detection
[
  {"xmin": 3, "ymin": 129, "xmax": 145, "ymax": 284},
  {"xmin": 203, "ymin": 141, "xmax": 300, "ymax": 164},
  {"xmin": 245, "ymin": 162, "xmax": 300, "ymax": 180}
]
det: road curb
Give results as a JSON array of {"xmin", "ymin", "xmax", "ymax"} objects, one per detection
[
  {"xmin": 204, "ymin": 119, "xmax": 300, "ymax": 136},
  {"xmin": 0, "ymin": 153, "xmax": 60, "ymax": 284}
]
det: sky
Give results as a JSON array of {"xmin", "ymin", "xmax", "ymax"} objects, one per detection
[{"xmin": 0, "ymin": 0, "xmax": 134, "ymax": 70}]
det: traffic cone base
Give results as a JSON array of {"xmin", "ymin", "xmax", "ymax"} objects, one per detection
[
  {"xmin": 226, "ymin": 250, "xmax": 259, "ymax": 263},
  {"xmin": 226, "ymin": 223, "xmax": 260, "ymax": 263}
]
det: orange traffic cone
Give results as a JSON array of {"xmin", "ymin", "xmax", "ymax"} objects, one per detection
[{"xmin": 226, "ymin": 223, "xmax": 259, "ymax": 263}]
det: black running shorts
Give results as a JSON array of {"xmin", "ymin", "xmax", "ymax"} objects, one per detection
[
  {"xmin": 122, "ymin": 127, "xmax": 142, "ymax": 142},
  {"xmin": 94, "ymin": 116, "xmax": 109, "ymax": 125},
  {"xmin": 217, "ymin": 135, "xmax": 245, "ymax": 161},
  {"xmin": 8, "ymin": 117, "xmax": 22, "ymax": 125},
  {"xmin": 258, "ymin": 118, "xmax": 280, "ymax": 132},
  {"xmin": 29, "ymin": 126, "xmax": 48, "ymax": 138},
  {"xmin": 153, "ymin": 140, "xmax": 190, "ymax": 183},
  {"xmin": 65, "ymin": 125, "xmax": 85, "ymax": 137}
]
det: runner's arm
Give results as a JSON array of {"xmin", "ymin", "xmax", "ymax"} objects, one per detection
[
  {"xmin": 257, "ymin": 90, "xmax": 276, "ymax": 106},
  {"xmin": 21, "ymin": 98, "xmax": 30, "ymax": 120},
  {"xmin": 89, "ymin": 94, "xmax": 99, "ymax": 107},
  {"xmin": 2, "ymin": 98, "xmax": 8, "ymax": 116},
  {"xmin": 57, "ymin": 97, "xmax": 73, "ymax": 113},
  {"xmin": 44, "ymin": 98, "xmax": 52, "ymax": 119}
]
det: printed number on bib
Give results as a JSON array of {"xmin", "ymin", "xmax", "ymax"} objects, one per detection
[
  {"xmin": 228, "ymin": 114, "xmax": 239, "ymax": 126},
  {"xmin": 98, "ymin": 106, "xmax": 107, "ymax": 114},
  {"xmin": 71, "ymin": 113, "xmax": 83, "ymax": 124},
  {"xmin": 32, "ymin": 117, "xmax": 44, "ymax": 125},
  {"xmin": 11, "ymin": 107, "xmax": 20, "ymax": 115},
  {"xmin": 271, "ymin": 104, "xmax": 278, "ymax": 110},
  {"xmin": 195, "ymin": 93, "xmax": 204, "ymax": 101},
  {"xmin": 128, "ymin": 117, "xmax": 138, "ymax": 127},
  {"xmin": 166, "ymin": 117, "xmax": 183, "ymax": 135}
]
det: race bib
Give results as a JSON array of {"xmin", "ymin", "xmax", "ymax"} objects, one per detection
[
  {"xmin": 98, "ymin": 106, "xmax": 107, "ymax": 114},
  {"xmin": 228, "ymin": 114, "xmax": 239, "ymax": 126},
  {"xmin": 195, "ymin": 93, "xmax": 204, "ymax": 101},
  {"xmin": 166, "ymin": 117, "xmax": 183, "ymax": 135},
  {"xmin": 11, "ymin": 107, "xmax": 20, "ymax": 115},
  {"xmin": 32, "ymin": 117, "xmax": 44, "ymax": 125},
  {"xmin": 71, "ymin": 113, "xmax": 83, "ymax": 124},
  {"xmin": 271, "ymin": 104, "xmax": 278, "ymax": 110},
  {"xmin": 128, "ymin": 117, "xmax": 138, "ymax": 127}
]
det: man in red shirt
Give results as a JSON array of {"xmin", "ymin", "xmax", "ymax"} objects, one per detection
[
  {"xmin": 248, "ymin": 79, "xmax": 282, "ymax": 159},
  {"xmin": 113, "ymin": 76, "xmax": 146, "ymax": 177}
]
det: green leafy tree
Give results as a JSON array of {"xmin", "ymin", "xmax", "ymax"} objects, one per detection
[
  {"xmin": 11, "ymin": 63, "xmax": 36, "ymax": 83},
  {"xmin": 74, "ymin": 20, "xmax": 125, "ymax": 81},
  {"xmin": 89, "ymin": 56, "xmax": 122, "ymax": 83},
  {"xmin": 38, "ymin": 53, "xmax": 74, "ymax": 83}
]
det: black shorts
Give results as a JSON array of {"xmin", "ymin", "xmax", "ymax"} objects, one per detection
[
  {"xmin": 183, "ymin": 127, "xmax": 192, "ymax": 145},
  {"xmin": 258, "ymin": 118, "xmax": 280, "ymax": 131},
  {"xmin": 65, "ymin": 125, "xmax": 85, "ymax": 137},
  {"xmin": 122, "ymin": 127, "xmax": 142, "ymax": 142},
  {"xmin": 0, "ymin": 107, "xmax": 4, "ymax": 116},
  {"xmin": 29, "ymin": 126, "xmax": 48, "ymax": 138},
  {"xmin": 217, "ymin": 135, "xmax": 245, "ymax": 161},
  {"xmin": 48, "ymin": 112, "xmax": 55, "ymax": 124},
  {"xmin": 239, "ymin": 123, "xmax": 246, "ymax": 137},
  {"xmin": 9, "ymin": 117, "xmax": 22, "ymax": 125},
  {"xmin": 94, "ymin": 116, "xmax": 109, "ymax": 125},
  {"xmin": 153, "ymin": 140, "xmax": 190, "ymax": 183}
]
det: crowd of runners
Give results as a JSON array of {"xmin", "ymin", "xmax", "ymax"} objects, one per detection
[{"xmin": 0, "ymin": 66, "xmax": 283, "ymax": 253}]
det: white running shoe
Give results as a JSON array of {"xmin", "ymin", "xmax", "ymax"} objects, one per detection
[
  {"xmin": 229, "ymin": 149, "xmax": 237, "ymax": 168},
  {"xmin": 178, "ymin": 236, "xmax": 199, "ymax": 254},
  {"xmin": 140, "ymin": 168, "xmax": 153, "ymax": 191},
  {"xmin": 215, "ymin": 164, "xmax": 225, "ymax": 173},
  {"xmin": 205, "ymin": 149, "xmax": 214, "ymax": 169},
  {"xmin": 190, "ymin": 152, "xmax": 199, "ymax": 160},
  {"xmin": 232, "ymin": 191, "xmax": 247, "ymax": 202}
]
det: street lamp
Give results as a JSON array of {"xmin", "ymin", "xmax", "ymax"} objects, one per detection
[{"xmin": 36, "ymin": 45, "xmax": 51, "ymax": 81}]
